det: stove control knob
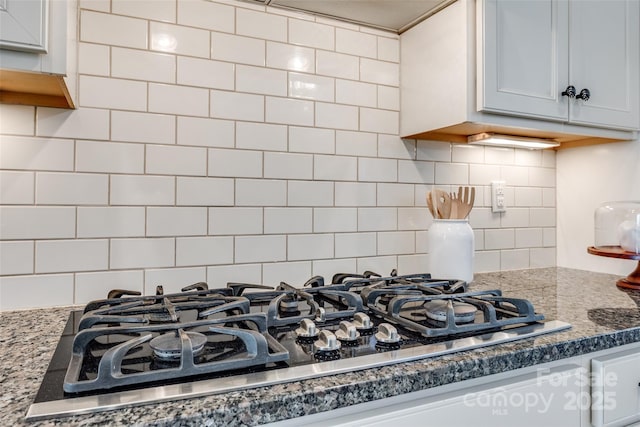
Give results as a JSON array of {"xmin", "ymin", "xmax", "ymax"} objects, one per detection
[
  {"xmin": 315, "ymin": 307, "xmax": 326, "ymax": 323},
  {"xmin": 353, "ymin": 312, "xmax": 372, "ymax": 331},
  {"xmin": 375, "ymin": 323, "xmax": 401, "ymax": 344},
  {"xmin": 335, "ymin": 320, "xmax": 360, "ymax": 342},
  {"xmin": 295, "ymin": 318, "xmax": 319, "ymax": 338},
  {"xmin": 314, "ymin": 330, "xmax": 341, "ymax": 352}
]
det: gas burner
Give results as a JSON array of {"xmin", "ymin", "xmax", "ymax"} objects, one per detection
[
  {"xmin": 424, "ymin": 300, "xmax": 478, "ymax": 324},
  {"xmin": 149, "ymin": 331, "xmax": 207, "ymax": 359}
]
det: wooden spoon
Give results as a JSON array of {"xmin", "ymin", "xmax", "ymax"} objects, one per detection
[
  {"xmin": 426, "ymin": 191, "xmax": 437, "ymax": 218},
  {"xmin": 434, "ymin": 189, "xmax": 451, "ymax": 219},
  {"xmin": 457, "ymin": 186, "xmax": 475, "ymax": 219}
]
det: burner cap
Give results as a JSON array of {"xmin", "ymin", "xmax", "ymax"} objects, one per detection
[
  {"xmin": 149, "ymin": 331, "xmax": 207, "ymax": 359},
  {"xmin": 424, "ymin": 300, "xmax": 477, "ymax": 323}
]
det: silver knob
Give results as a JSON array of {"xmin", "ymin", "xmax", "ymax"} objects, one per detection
[
  {"xmin": 375, "ymin": 323, "xmax": 400, "ymax": 344},
  {"xmin": 314, "ymin": 330, "xmax": 341, "ymax": 351},
  {"xmin": 335, "ymin": 321, "xmax": 360, "ymax": 342},
  {"xmin": 295, "ymin": 318, "xmax": 318, "ymax": 338},
  {"xmin": 315, "ymin": 307, "xmax": 326, "ymax": 323},
  {"xmin": 353, "ymin": 312, "xmax": 372, "ymax": 331}
]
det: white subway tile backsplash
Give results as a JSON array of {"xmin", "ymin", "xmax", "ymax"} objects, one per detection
[
  {"xmin": 0, "ymin": 274, "xmax": 73, "ymax": 310},
  {"xmin": 336, "ymin": 28, "xmax": 376, "ymax": 58},
  {"xmin": 377, "ymin": 231, "xmax": 415, "ymax": 255},
  {"xmin": 316, "ymin": 103, "xmax": 358, "ymax": 130},
  {"xmin": 543, "ymin": 228, "xmax": 556, "ymax": 247},
  {"xmin": 474, "ymin": 250, "xmax": 500, "ymax": 273},
  {"xmin": 335, "ymin": 80, "xmax": 376, "ymax": 107},
  {"xmin": 177, "ymin": 57, "xmax": 235, "ymax": 90},
  {"xmin": 314, "ymin": 208, "xmax": 357, "ymax": 232},
  {"xmin": 209, "ymin": 148, "xmax": 262, "ymax": 178},
  {"xmin": 149, "ymin": 83, "xmax": 209, "ymax": 117},
  {"xmin": 112, "ymin": 0, "xmax": 176, "ymax": 22},
  {"xmin": 237, "ymin": 8, "xmax": 287, "ymax": 42},
  {"xmin": 514, "ymin": 187, "xmax": 543, "ymax": 207},
  {"xmin": 289, "ymin": 126, "xmax": 334, "ymax": 154},
  {"xmin": 150, "ymin": 22, "xmax": 209, "ymax": 57},
  {"xmin": 335, "ymin": 232, "xmax": 376, "ymax": 258},
  {"xmin": 288, "ymin": 180, "xmax": 334, "ymax": 206},
  {"xmin": 359, "ymin": 157, "xmax": 397, "ymax": 182},
  {"xmin": 263, "ymin": 261, "xmax": 312, "ymax": 287},
  {"xmin": 110, "ymin": 238, "xmax": 175, "ymax": 269},
  {"xmin": 79, "ymin": 76, "xmax": 147, "ymax": 111},
  {"xmin": 529, "ymin": 167, "xmax": 556, "ymax": 187},
  {"xmin": 211, "ymin": 32, "xmax": 265, "ymax": 66},
  {"xmin": 35, "ymin": 239, "xmax": 108, "ymax": 273},
  {"xmin": 206, "ymin": 263, "xmax": 262, "ymax": 288},
  {"xmin": 530, "ymin": 208, "xmax": 556, "ymax": 227},
  {"xmin": 469, "ymin": 164, "xmax": 500, "ymax": 186},
  {"xmin": 144, "ymin": 267, "xmax": 206, "ymax": 295},
  {"xmin": 360, "ymin": 108, "xmax": 399, "ymax": 134},
  {"xmin": 75, "ymin": 270, "xmax": 143, "ymax": 304},
  {"xmin": 360, "ymin": 58, "xmax": 399, "ymax": 86},
  {"xmin": 0, "ymin": 207, "xmax": 75, "ymax": 239},
  {"xmin": 542, "ymin": 150, "xmax": 556, "ymax": 167},
  {"xmin": 236, "ymin": 179, "xmax": 287, "ymax": 206},
  {"xmin": 515, "ymin": 228, "xmax": 543, "ymax": 248},
  {"xmin": 76, "ymin": 140, "xmax": 143, "ymax": 174},
  {"xmin": 266, "ymin": 42, "xmax": 315, "ymax": 73},
  {"xmin": 398, "ymin": 207, "xmax": 430, "ymax": 231},
  {"xmin": 0, "ymin": 136, "xmax": 72, "ymax": 171},
  {"xmin": 484, "ymin": 229, "xmax": 515, "ymax": 250},
  {"xmin": 514, "ymin": 149, "xmax": 542, "ymax": 166},
  {"xmin": 542, "ymin": 188, "xmax": 556, "ymax": 207},
  {"xmin": 377, "ymin": 85, "xmax": 399, "ymax": 111},
  {"xmin": 177, "ymin": 117, "xmax": 234, "ymax": 148},
  {"xmin": 335, "ymin": 131, "xmax": 377, "ymax": 157},
  {"xmin": 266, "ymin": 97, "xmax": 314, "ymax": 126},
  {"xmin": 235, "ymin": 235, "xmax": 286, "ymax": 263},
  {"xmin": 289, "ymin": 73, "xmax": 335, "ymax": 102},
  {"xmin": 314, "ymin": 155, "xmax": 357, "ymax": 181},
  {"xmin": 435, "ymin": 163, "xmax": 468, "ymax": 185},
  {"xmin": 289, "ymin": 19, "xmax": 334, "ymax": 50},
  {"xmin": 237, "ymin": 65, "xmax": 287, "ymax": 97},
  {"xmin": 77, "ymin": 207, "xmax": 145, "ymax": 238},
  {"xmin": 530, "ymin": 247, "xmax": 556, "ymax": 267},
  {"xmin": 316, "ymin": 50, "xmax": 359, "ymax": 80},
  {"xmin": 377, "ymin": 36, "xmax": 399, "ymax": 62},
  {"xmin": 110, "ymin": 175, "xmax": 175, "ymax": 205},
  {"xmin": 500, "ymin": 165, "xmax": 529, "ymax": 186},
  {"xmin": 312, "ymin": 258, "xmax": 357, "ymax": 281},
  {"xmin": 177, "ymin": 177, "xmax": 234, "ymax": 206},
  {"xmin": 378, "ymin": 136, "xmax": 414, "ymax": 160},
  {"xmin": 80, "ymin": 10, "xmax": 147, "ymax": 49},
  {"xmin": 36, "ymin": 172, "xmax": 108, "ymax": 205},
  {"xmin": 236, "ymin": 122, "xmax": 287, "ymax": 151},
  {"xmin": 468, "ymin": 207, "xmax": 501, "ymax": 229},
  {"xmin": 176, "ymin": 236, "xmax": 234, "ymax": 266},
  {"xmin": 417, "ymin": 140, "xmax": 451, "ymax": 162},
  {"xmin": 177, "ymin": 0, "xmax": 234, "ymax": 33},
  {"xmin": 264, "ymin": 208, "xmax": 312, "ymax": 234},
  {"xmin": 0, "ymin": 104, "xmax": 34, "ymax": 135},
  {"xmin": 211, "ymin": 90, "xmax": 264, "ymax": 121},
  {"xmin": 146, "ymin": 144, "xmax": 207, "ymax": 176},
  {"xmin": 0, "ymin": 171, "xmax": 34, "ymax": 204},
  {"xmin": 335, "ymin": 182, "xmax": 376, "ymax": 206},
  {"xmin": 78, "ymin": 42, "xmax": 110, "ymax": 76},
  {"xmin": 500, "ymin": 249, "xmax": 530, "ymax": 270},
  {"xmin": 209, "ymin": 207, "xmax": 263, "ymax": 235},
  {"xmin": 79, "ymin": 0, "xmax": 110, "ymax": 13},
  {"xmin": 485, "ymin": 147, "xmax": 515, "ymax": 165},
  {"xmin": 112, "ymin": 48, "xmax": 175, "ymax": 83},
  {"xmin": 358, "ymin": 207, "xmax": 397, "ymax": 231},
  {"xmin": 37, "ymin": 108, "xmax": 110, "ymax": 140},
  {"xmin": 0, "ymin": 241, "xmax": 33, "ymax": 275},
  {"xmin": 452, "ymin": 145, "xmax": 485, "ymax": 164},
  {"xmin": 377, "ymin": 183, "xmax": 414, "ymax": 206},
  {"xmin": 398, "ymin": 160, "xmax": 433, "ymax": 184},
  {"xmin": 288, "ymin": 234, "xmax": 333, "ymax": 260},
  {"xmin": 147, "ymin": 207, "xmax": 207, "ymax": 236},
  {"xmin": 356, "ymin": 256, "xmax": 397, "ymax": 277},
  {"xmin": 398, "ymin": 254, "xmax": 428, "ymax": 274},
  {"xmin": 112, "ymin": 111, "xmax": 176, "ymax": 145},
  {"xmin": 264, "ymin": 152, "xmax": 313, "ymax": 179}
]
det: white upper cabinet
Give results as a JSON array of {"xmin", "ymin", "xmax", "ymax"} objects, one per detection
[
  {"xmin": 0, "ymin": 0, "xmax": 48, "ymax": 53},
  {"xmin": 400, "ymin": 0, "xmax": 640, "ymax": 148},
  {"xmin": 481, "ymin": 0, "xmax": 640, "ymax": 131}
]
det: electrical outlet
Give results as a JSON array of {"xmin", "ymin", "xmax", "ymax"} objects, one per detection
[{"xmin": 491, "ymin": 180, "xmax": 506, "ymax": 213}]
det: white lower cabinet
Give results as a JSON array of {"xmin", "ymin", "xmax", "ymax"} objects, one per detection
[{"xmin": 591, "ymin": 348, "xmax": 640, "ymax": 427}]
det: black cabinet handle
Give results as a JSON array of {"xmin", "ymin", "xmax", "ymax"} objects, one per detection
[
  {"xmin": 562, "ymin": 85, "xmax": 576, "ymax": 98},
  {"xmin": 576, "ymin": 88, "xmax": 591, "ymax": 101}
]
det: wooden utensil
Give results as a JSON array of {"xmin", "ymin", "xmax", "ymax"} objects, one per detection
[
  {"xmin": 426, "ymin": 191, "xmax": 437, "ymax": 218},
  {"xmin": 434, "ymin": 189, "xmax": 451, "ymax": 219},
  {"xmin": 449, "ymin": 186, "xmax": 475, "ymax": 219}
]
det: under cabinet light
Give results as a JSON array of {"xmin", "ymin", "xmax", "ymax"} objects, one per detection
[{"xmin": 467, "ymin": 133, "xmax": 560, "ymax": 149}]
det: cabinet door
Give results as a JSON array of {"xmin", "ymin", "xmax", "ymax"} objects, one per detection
[
  {"xmin": 0, "ymin": 0, "xmax": 48, "ymax": 53},
  {"xmin": 480, "ymin": 0, "xmax": 569, "ymax": 121},
  {"xmin": 592, "ymin": 349, "xmax": 640, "ymax": 427},
  {"xmin": 568, "ymin": 0, "xmax": 640, "ymax": 130}
]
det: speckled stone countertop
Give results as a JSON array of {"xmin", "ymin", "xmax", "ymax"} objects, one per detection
[{"xmin": 4, "ymin": 267, "xmax": 640, "ymax": 426}]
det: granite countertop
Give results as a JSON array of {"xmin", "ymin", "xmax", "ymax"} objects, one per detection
[{"xmin": 3, "ymin": 267, "xmax": 640, "ymax": 426}]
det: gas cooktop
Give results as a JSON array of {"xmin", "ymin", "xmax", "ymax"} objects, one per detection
[{"xmin": 26, "ymin": 271, "xmax": 570, "ymax": 421}]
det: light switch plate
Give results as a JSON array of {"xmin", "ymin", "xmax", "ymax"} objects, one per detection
[{"xmin": 491, "ymin": 180, "xmax": 506, "ymax": 213}]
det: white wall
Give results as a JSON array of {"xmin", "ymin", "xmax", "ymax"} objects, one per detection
[
  {"xmin": 557, "ymin": 139, "xmax": 640, "ymax": 275},
  {"xmin": 0, "ymin": 0, "xmax": 556, "ymax": 310}
]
